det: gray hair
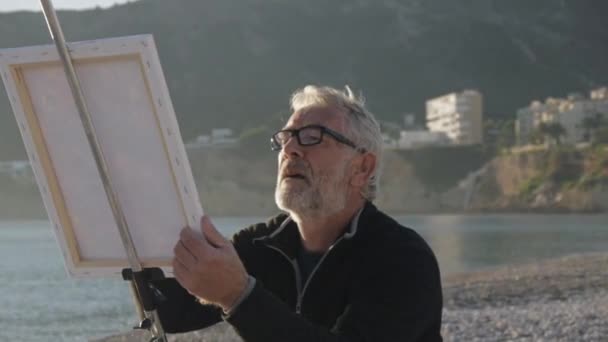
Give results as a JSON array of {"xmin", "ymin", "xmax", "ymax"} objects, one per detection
[{"xmin": 289, "ymin": 85, "xmax": 383, "ymax": 201}]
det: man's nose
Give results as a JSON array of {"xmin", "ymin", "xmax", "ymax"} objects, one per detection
[{"xmin": 281, "ymin": 135, "xmax": 303, "ymax": 158}]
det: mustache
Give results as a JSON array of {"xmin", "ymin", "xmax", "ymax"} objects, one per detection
[{"xmin": 280, "ymin": 159, "xmax": 310, "ymax": 179}]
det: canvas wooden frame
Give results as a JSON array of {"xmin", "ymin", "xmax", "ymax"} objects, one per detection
[{"xmin": 0, "ymin": 35, "xmax": 203, "ymax": 277}]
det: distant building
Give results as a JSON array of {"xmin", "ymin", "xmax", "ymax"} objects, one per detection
[
  {"xmin": 185, "ymin": 134, "xmax": 212, "ymax": 149},
  {"xmin": 515, "ymin": 87, "xmax": 608, "ymax": 145},
  {"xmin": 403, "ymin": 114, "xmax": 417, "ymax": 129},
  {"xmin": 426, "ymin": 90, "xmax": 483, "ymax": 145},
  {"xmin": 0, "ymin": 160, "xmax": 33, "ymax": 182},
  {"xmin": 185, "ymin": 128, "xmax": 238, "ymax": 150},
  {"xmin": 381, "ymin": 133, "xmax": 398, "ymax": 149},
  {"xmin": 591, "ymin": 87, "xmax": 608, "ymax": 100},
  {"xmin": 210, "ymin": 128, "xmax": 238, "ymax": 145},
  {"xmin": 555, "ymin": 101, "xmax": 599, "ymax": 144},
  {"xmin": 516, "ymin": 101, "xmax": 548, "ymax": 145},
  {"xmin": 397, "ymin": 130, "xmax": 449, "ymax": 149}
]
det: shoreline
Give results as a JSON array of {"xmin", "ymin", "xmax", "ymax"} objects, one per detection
[
  {"xmin": 95, "ymin": 252, "xmax": 608, "ymax": 342},
  {"xmin": 2, "ymin": 209, "xmax": 608, "ymax": 222}
]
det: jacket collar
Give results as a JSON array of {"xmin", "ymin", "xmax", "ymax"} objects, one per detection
[{"xmin": 255, "ymin": 202, "xmax": 373, "ymax": 259}]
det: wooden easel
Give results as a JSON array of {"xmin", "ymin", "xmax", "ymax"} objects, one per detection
[{"xmin": 38, "ymin": 1, "xmax": 168, "ymax": 340}]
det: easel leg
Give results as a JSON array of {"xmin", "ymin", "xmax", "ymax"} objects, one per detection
[
  {"xmin": 123, "ymin": 268, "xmax": 168, "ymax": 342},
  {"xmin": 128, "ymin": 281, "xmax": 145, "ymax": 322}
]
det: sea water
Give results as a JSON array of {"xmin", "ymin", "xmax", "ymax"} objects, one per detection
[{"xmin": 1, "ymin": 215, "xmax": 607, "ymax": 341}]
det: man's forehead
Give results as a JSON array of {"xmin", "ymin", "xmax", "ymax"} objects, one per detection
[{"xmin": 284, "ymin": 106, "xmax": 346, "ymax": 129}]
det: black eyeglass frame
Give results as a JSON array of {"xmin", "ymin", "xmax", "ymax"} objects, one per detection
[{"xmin": 270, "ymin": 124, "xmax": 366, "ymax": 153}]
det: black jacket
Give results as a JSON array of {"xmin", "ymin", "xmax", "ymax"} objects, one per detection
[{"xmin": 154, "ymin": 202, "xmax": 443, "ymax": 341}]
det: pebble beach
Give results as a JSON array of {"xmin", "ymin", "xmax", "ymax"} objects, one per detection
[
  {"xmin": 96, "ymin": 253, "xmax": 608, "ymax": 342},
  {"xmin": 441, "ymin": 253, "xmax": 608, "ymax": 341}
]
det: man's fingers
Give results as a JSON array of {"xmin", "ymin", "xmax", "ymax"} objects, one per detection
[
  {"xmin": 172, "ymin": 258, "xmax": 192, "ymax": 288},
  {"xmin": 179, "ymin": 227, "xmax": 208, "ymax": 259},
  {"xmin": 200, "ymin": 215, "xmax": 227, "ymax": 248},
  {"xmin": 174, "ymin": 240, "xmax": 197, "ymax": 268}
]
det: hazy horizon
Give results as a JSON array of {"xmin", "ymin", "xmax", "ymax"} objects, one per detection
[{"xmin": 0, "ymin": 0, "xmax": 132, "ymax": 13}]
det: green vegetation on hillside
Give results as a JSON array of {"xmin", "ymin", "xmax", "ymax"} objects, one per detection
[
  {"xmin": 2, "ymin": 0, "xmax": 608, "ymax": 159},
  {"xmin": 518, "ymin": 146, "xmax": 608, "ymax": 199}
]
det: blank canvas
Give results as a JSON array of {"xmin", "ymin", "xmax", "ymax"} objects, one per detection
[{"xmin": 0, "ymin": 35, "xmax": 203, "ymax": 277}]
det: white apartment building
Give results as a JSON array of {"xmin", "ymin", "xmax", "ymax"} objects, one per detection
[
  {"xmin": 381, "ymin": 133, "xmax": 398, "ymax": 149},
  {"xmin": 426, "ymin": 90, "xmax": 483, "ymax": 145},
  {"xmin": 555, "ymin": 100, "xmax": 598, "ymax": 144},
  {"xmin": 516, "ymin": 100, "xmax": 552, "ymax": 145},
  {"xmin": 185, "ymin": 128, "xmax": 238, "ymax": 150},
  {"xmin": 211, "ymin": 128, "xmax": 238, "ymax": 145},
  {"xmin": 397, "ymin": 130, "xmax": 449, "ymax": 149},
  {"xmin": 516, "ymin": 87, "xmax": 608, "ymax": 145},
  {"xmin": 0, "ymin": 160, "xmax": 33, "ymax": 181},
  {"xmin": 591, "ymin": 87, "xmax": 608, "ymax": 100}
]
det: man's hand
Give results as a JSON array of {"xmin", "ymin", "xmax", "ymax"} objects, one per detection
[{"xmin": 173, "ymin": 215, "xmax": 249, "ymax": 311}]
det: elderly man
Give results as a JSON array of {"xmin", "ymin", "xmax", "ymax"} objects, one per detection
[{"xmin": 155, "ymin": 85, "xmax": 443, "ymax": 341}]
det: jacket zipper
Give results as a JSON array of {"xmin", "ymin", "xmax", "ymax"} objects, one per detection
[
  {"xmin": 265, "ymin": 236, "xmax": 346, "ymax": 315},
  {"xmin": 265, "ymin": 245, "xmax": 303, "ymax": 312},
  {"xmin": 296, "ymin": 236, "xmax": 345, "ymax": 314}
]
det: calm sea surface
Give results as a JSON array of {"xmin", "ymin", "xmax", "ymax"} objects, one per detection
[{"xmin": 1, "ymin": 215, "xmax": 607, "ymax": 341}]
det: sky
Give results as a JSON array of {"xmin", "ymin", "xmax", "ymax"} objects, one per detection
[{"xmin": 0, "ymin": 0, "xmax": 132, "ymax": 13}]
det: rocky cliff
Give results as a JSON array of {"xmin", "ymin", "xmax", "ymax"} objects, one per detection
[
  {"xmin": 186, "ymin": 145, "xmax": 608, "ymax": 215},
  {"xmin": 466, "ymin": 146, "xmax": 608, "ymax": 212}
]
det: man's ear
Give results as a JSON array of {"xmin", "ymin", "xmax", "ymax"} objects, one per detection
[{"xmin": 350, "ymin": 153, "xmax": 377, "ymax": 188}]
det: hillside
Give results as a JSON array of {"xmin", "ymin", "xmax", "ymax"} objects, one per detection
[
  {"xmin": 468, "ymin": 145, "xmax": 608, "ymax": 212},
  {"xmin": 1, "ymin": 0, "xmax": 608, "ymax": 159},
  {"xmin": 0, "ymin": 147, "xmax": 483, "ymax": 218},
  {"xmin": 2, "ymin": 145, "xmax": 606, "ymax": 219}
]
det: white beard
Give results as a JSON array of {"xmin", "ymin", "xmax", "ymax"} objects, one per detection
[{"xmin": 275, "ymin": 159, "xmax": 350, "ymax": 218}]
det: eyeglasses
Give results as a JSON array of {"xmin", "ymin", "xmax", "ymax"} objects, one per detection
[{"xmin": 271, "ymin": 124, "xmax": 366, "ymax": 153}]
